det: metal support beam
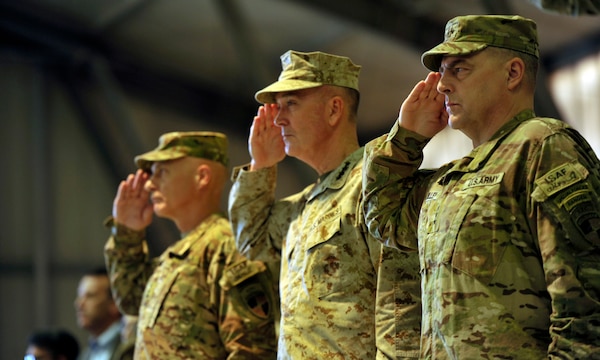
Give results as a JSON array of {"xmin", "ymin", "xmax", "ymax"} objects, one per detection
[
  {"xmin": 285, "ymin": 0, "xmax": 446, "ymax": 52},
  {"xmin": 30, "ymin": 63, "xmax": 52, "ymax": 327},
  {"xmin": 0, "ymin": 2, "xmax": 258, "ymax": 140},
  {"xmin": 214, "ymin": 0, "xmax": 271, "ymax": 93}
]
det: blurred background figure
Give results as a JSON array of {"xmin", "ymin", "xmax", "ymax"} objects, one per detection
[
  {"xmin": 25, "ymin": 328, "xmax": 80, "ymax": 360},
  {"xmin": 74, "ymin": 268, "xmax": 128, "ymax": 360},
  {"xmin": 528, "ymin": 0, "xmax": 599, "ymax": 15}
]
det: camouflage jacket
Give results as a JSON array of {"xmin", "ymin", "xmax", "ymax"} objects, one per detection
[
  {"xmin": 229, "ymin": 148, "xmax": 421, "ymax": 359},
  {"xmin": 104, "ymin": 213, "xmax": 278, "ymax": 359},
  {"xmin": 364, "ymin": 109, "xmax": 600, "ymax": 359}
]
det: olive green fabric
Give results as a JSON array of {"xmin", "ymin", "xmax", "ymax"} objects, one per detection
[
  {"xmin": 105, "ymin": 214, "xmax": 278, "ymax": 359},
  {"xmin": 421, "ymin": 15, "xmax": 539, "ymax": 71},
  {"xmin": 363, "ymin": 110, "xmax": 600, "ymax": 358},
  {"xmin": 134, "ymin": 131, "xmax": 228, "ymax": 171}
]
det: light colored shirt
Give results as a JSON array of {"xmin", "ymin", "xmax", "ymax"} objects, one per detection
[{"xmin": 84, "ymin": 321, "xmax": 121, "ymax": 360}]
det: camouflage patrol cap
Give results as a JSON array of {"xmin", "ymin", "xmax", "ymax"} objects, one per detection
[
  {"xmin": 134, "ymin": 131, "xmax": 228, "ymax": 171},
  {"xmin": 422, "ymin": 15, "xmax": 539, "ymax": 71},
  {"xmin": 255, "ymin": 50, "xmax": 361, "ymax": 104}
]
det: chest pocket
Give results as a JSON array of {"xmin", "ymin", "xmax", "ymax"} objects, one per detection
[
  {"xmin": 421, "ymin": 188, "xmax": 514, "ymax": 285},
  {"xmin": 145, "ymin": 267, "xmax": 181, "ymax": 328},
  {"xmin": 303, "ymin": 206, "xmax": 351, "ymax": 298}
]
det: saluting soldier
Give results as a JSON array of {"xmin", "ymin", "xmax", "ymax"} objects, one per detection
[
  {"xmin": 363, "ymin": 15, "xmax": 600, "ymax": 358},
  {"xmin": 105, "ymin": 132, "xmax": 278, "ymax": 359},
  {"xmin": 229, "ymin": 51, "xmax": 422, "ymax": 359}
]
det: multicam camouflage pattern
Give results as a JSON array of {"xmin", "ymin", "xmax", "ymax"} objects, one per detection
[
  {"xmin": 255, "ymin": 50, "xmax": 361, "ymax": 104},
  {"xmin": 229, "ymin": 148, "xmax": 422, "ymax": 359},
  {"xmin": 363, "ymin": 109, "xmax": 600, "ymax": 358},
  {"xmin": 421, "ymin": 15, "xmax": 539, "ymax": 72},
  {"xmin": 376, "ymin": 247, "xmax": 421, "ymax": 359},
  {"xmin": 104, "ymin": 213, "xmax": 277, "ymax": 359},
  {"xmin": 135, "ymin": 131, "xmax": 229, "ymax": 171},
  {"xmin": 529, "ymin": 0, "xmax": 600, "ymax": 15}
]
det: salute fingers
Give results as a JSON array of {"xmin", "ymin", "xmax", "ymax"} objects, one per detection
[
  {"xmin": 132, "ymin": 169, "xmax": 147, "ymax": 191},
  {"xmin": 118, "ymin": 170, "xmax": 148, "ymax": 201},
  {"xmin": 264, "ymin": 103, "xmax": 278, "ymax": 124},
  {"xmin": 420, "ymin": 72, "xmax": 440, "ymax": 100},
  {"xmin": 252, "ymin": 106, "xmax": 267, "ymax": 137},
  {"xmin": 118, "ymin": 174, "xmax": 135, "ymax": 199},
  {"xmin": 399, "ymin": 72, "xmax": 447, "ymax": 138}
]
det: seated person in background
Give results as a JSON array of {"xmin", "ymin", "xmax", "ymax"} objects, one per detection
[{"xmin": 25, "ymin": 328, "xmax": 80, "ymax": 360}]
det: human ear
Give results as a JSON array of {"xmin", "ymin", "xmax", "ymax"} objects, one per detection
[
  {"xmin": 328, "ymin": 96, "xmax": 344, "ymax": 126},
  {"xmin": 195, "ymin": 164, "xmax": 211, "ymax": 188},
  {"xmin": 507, "ymin": 57, "xmax": 525, "ymax": 91}
]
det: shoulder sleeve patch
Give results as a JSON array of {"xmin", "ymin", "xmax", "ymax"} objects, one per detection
[
  {"xmin": 220, "ymin": 260, "xmax": 266, "ymax": 290},
  {"xmin": 535, "ymin": 162, "xmax": 589, "ymax": 197}
]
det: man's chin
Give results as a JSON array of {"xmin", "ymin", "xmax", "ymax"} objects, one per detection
[{"xmin": 153, "ymin": 206, "xmax": 172, "ymax": 219}]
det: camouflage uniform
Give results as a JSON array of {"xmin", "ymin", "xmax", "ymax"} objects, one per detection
[
  {"xmin": 231, "ymin": 50, "xmax": 422, "ymax": 359},
  {"xmin": 364, "ymin": 110, "xmax": 600, "ymax": 358},
  {"xmin": 230, "ymin": 147, "xmax": 421, "ymax": 359},
  {"xmin": 105, "ymin": 214, "xmax": 277, "ymax": 359},
  {"xmin": 105, "ymin": 131, "xmax": 278, "ymax": 359},
  {"xmin": 376, "ymin": 246, "xmax": 422, "ymax": 359}
]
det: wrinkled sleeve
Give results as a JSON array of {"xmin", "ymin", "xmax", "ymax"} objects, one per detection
[
  {"xmin": 228, "ymin": 165, "xmax": 290, "ymax": 262},
  {"xmin": 529, "ymin": 129, "xmax": 600, "ymax": 358},
  {"xmin": 213, "ymin": 237, "xmax": 278, "ymax": 359},
  {"xmin": 104, "ymin": 220, "xmax": 156, "ymax": 316},
  {"xmin": 362, "ymin": 122, "xmax": 436, "ymax": 251}
]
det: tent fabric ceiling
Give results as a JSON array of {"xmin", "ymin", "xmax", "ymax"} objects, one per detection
[{"xmin": 2, "ymin": 0, "xmax": 600, "ymax": 141}]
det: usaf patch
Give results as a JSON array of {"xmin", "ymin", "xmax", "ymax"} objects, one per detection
[
  {"xmin": 536, "ymin": 162, "xmax": 588, "ymax": 197},
  {"xmin": 221, "ymin": 260, "xmax": 266, "ymax": 287},
  {"xmin": 222, "ymin": 260, "xmax": 265, "ymax": 288}
]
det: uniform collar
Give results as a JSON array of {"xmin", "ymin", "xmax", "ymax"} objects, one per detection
[
  {"xmin": 169, "ymin": 213, "xmax": 224, "ymax": 259},
  {"xmin": 439, "ymin": 109, "xmax": 535, "ymax": 183},
  {"xmin": 305, "ymin": 147, "xmax": 363, "ymax": 201}
]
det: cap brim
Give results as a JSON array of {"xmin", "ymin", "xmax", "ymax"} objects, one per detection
[
  {"xmin": 134, "ymin": 150, "xmax": 188, "ymax": 171},
  {"xmin": 421, "ymin": 42, "xmax": 488, "ymax": 71},
  {"xmin": 255, "ymin": 79, "xmax": 322, "ymax": 104}
]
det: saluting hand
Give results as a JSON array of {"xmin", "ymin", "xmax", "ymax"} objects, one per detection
[
  {"xmin": 398, "ymin": 72, "xmax": 448, "ymax": 138},
  {"xmin": 249, "ymin": 104, "xmax": 286, "ymax": 171},
  {"xmin": 112, "ymin": 169, "xmax": 154, "ymax": 231}
]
